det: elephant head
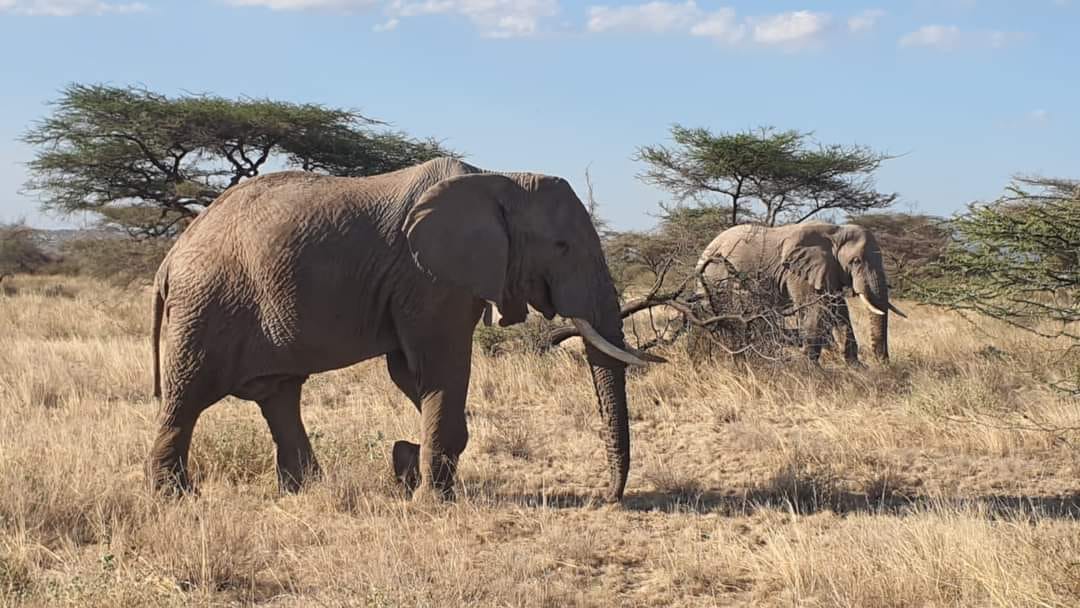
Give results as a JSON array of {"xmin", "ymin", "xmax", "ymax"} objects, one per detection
[
  {"xmin": 403, "ymin": 171, "xmax": 657, "ymax": 501},
  {"xmin": 785, "ymin": 223, "xmax": 905, "ymax": 361},
  {"xmin": 835, "ymin": 225, "xmax": 901, "ymax": 361}
]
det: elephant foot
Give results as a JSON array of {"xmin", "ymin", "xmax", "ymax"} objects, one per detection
[
  {"xmin": 147, "ymin": 425, "xmax": 199, "ymax": 498},
  {"xmin": 410, "ymin": 482, "xmax": 456, "ymax": 504},
  {"xmin": 421, "ymin": 450, "xmax": 460, "ymax": 502},
  {"xmin": 277, "ymin": 456, "xmax": 321, "ymax": 494},
  {"xmin": 801, "ymin": 340, "xmax": 823, "ymax": 362},
  {"xmin": 146, "ymin": 462, "xmax": 197, "ymax": 498},
  {"xmin": 392, "ymin": 440, "xmax": 421, "ymax": 492},
  {"xmin": 846, "ymin": 359, "xmax": 867, "ymax": 370},
  {"xmin": 392, "ymin": 441, "xmax": 458, "ymax": 501}
]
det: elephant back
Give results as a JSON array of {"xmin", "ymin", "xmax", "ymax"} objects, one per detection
[{"xmin": 697, "ymin": 224, "xmax": 780, "ymax": 279}]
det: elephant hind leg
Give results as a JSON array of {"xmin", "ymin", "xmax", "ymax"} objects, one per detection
[
  {"xmin": 255, "ymin": 376, "xmax": 319, "ymax": 493},
  {"xmin": 148, "ymin": 389, "xmax": 217, "ymax": 496}
]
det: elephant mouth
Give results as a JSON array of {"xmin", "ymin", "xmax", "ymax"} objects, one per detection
[{"xmin": 530, "ymin": 278, "xmax": 557, "ymax": 320}]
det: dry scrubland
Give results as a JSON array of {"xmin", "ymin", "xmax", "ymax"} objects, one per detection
[{"xmin": 1, "ymin": 275, "xmax": 1078, "ymax": 607}]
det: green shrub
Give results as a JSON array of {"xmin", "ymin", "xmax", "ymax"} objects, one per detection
[
  {"xmin": 916, "ymin": 177, "xmax": 1079, "ymax": 333},
  {"xmin": 0, "ymin": 222, "xmax": 53, "ymax": 278}
]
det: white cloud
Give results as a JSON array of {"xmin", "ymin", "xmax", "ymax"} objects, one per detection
[
  {"xmin": 587, "ymin": 5, "xmax": 830, "ymax": 49},
  {"xmin": 847, "ymin": 8, "xmax": 884, "ymax": 33},
  {"xmin": 585, "ymin": 2, "xmax": 745, "ymax": 44},
  {"xmin": 986, "ymin": 30, "xmax": 1027, "ymax": 48},
  {"xmin": 899, "ymin": 24, "xmax": 1026, "ymax": 50},
  {"xmin": 899, "ymin": 24, "xmax": 961, "ymax": 49},
  {"xmin": 0, "ymin": 0, "xmax": 146, "ymax": 15},
  {"xmin": 386, "ymin": 0, "xmax": 559, "ymax": 37},
  {"xmin": 689, "ymin": 7, "xmax": 744, "ymax": 44},
  {"xmin": 373, "ymin": 15, "xmax": 398, "ymax": 29},
  {"xmin": 227, "ymin": 0, "xmax": 376, "ymax": 10},
  {"xmin": 231, "ymin": 0, "xmax": 558, "ymax": 37},
  {"xmin": 750, "ymin": 10, "xmax": 829, "ymax": 46},
  {"xmin": 586, "ymin": 1, "xmax": 700, "ymax": 34},
  {"xmin": 1029, "ymin": 109, "xmax": 1050, "ymax": 123}
]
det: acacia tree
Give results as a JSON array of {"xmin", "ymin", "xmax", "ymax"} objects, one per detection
[
  {"xmin": 917, "ymin": 176, "xmax": 1079, "ymax": 338},
  {"xmin": 23, "ymin": 84, "xmax": 450, "ymax": 237},
  {"xmin": 636, "ymin": 125, "xmax": 896, "ymax": 226}
]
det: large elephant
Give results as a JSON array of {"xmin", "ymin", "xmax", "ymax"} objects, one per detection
[
  {"xmin": 696, "ymin": 222, "xmax": 906, "ymax": 363},
  {"xmin": 149, "ymin": 157, "xmax": 660, "ymax": 502}
]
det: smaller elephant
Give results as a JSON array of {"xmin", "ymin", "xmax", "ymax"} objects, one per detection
[{"xmin": 696, "ymin": 222, "xmax": 906, "ymax": 364}]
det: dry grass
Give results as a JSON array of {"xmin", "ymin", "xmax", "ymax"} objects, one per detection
[{"xmin": 1, "ymin": 273, "xmax": 1078, "ymax": 607}]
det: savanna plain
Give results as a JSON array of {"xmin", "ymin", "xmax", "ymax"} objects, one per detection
[{"xmin": 1, "ymin": 274, "xmax": 1078, "ymax": 607}]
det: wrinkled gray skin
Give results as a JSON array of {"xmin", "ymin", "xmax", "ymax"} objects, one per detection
[
  {"xmin": 150, "ymin": 158, "xmax": 634, "ymax": 502},
  {"xmin": 697, "ymin": 222, "xmax": 894, "ymax": 364}
]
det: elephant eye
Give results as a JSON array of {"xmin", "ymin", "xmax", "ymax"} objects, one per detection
[
  {"xmin": 851, "ymin": 257, "xmax": 862, "ymax": 266},
  {"xmin": 555, "ymin": 240, "xmax": 570, "ymax": 255}
]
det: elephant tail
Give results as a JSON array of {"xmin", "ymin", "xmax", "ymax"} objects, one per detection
[{"xmin": 151, "ymin": 279, "xmax": 165, "ymax": 400}]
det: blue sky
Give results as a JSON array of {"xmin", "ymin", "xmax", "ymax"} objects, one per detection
[{"xmin": 0, "ymin": 0, "xmax": 1076, "ymax": 230}]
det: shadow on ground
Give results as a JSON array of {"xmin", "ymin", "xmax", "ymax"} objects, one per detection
[{"xmin": 498, "ymin": 489, "xmax": 1080, "ymax": 520}]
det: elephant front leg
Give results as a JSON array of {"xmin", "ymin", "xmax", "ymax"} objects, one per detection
[
  {"xmin": 392, "ymin": 439, "xmax": 421, "ymax": 491},
  {"xmin": 836, "ymin": 299, "xmax": 861, "ymax": 366},
  {"xmin": 387, "ymin": 300, "xmax": 482, "ymax": 502},
  {"xmin": 799, "ymin": 304, "xmax": 826, "ymax": 363},
  {"xmin": 415, "ymin": 376, "xmax": 470, "ymax": 501},
  {"xmin": 385, "ymin": 353, "xmax": 471, "ymax": 500}
]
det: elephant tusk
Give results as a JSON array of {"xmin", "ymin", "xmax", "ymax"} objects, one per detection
[
  {"xmin": 859, "ymin": 293, "xmax": 886, "ymax": 316},
  {"xmin": 626, "ymin": 345, "xmax": 668, "ymax": 364},
  {"xmin": 888, "ymin": 302, "xmax": 908, "ymax": 319},
  {"xmin": 571, "ymin": 319, "xmax": 658, "ymax": 367},
  {"xmin": 482, "ymin": 301, "xmax": 496, "ymax": 327}
]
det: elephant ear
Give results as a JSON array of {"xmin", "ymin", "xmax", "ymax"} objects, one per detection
[
  {"xmin": 782, "ymin": 244, "xmax": 844, "ymax": 292},
  {"xmin": 403, "ymin": 173, "xmax": 521, "ymax": 303}
]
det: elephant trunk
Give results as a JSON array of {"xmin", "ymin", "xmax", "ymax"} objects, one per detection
[
  {"xmin": 858, "ymin": 267, "xmax": 890, "ymax": 362},
  {"xmin": 586, "ymin": 354, "xmax": 630, "ymax": 502},
  {"xmin": 579, "ymin": 277, "xmax": 632, "ymax": 503},
  {"xmin": 869, "ymin": 303, "xmax": 888, "ymax": 362}
]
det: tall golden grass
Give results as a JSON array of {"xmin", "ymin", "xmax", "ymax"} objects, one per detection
[{"xmin": 1, "ymin": 274, "xmax": 1077, "ymax": 606}]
